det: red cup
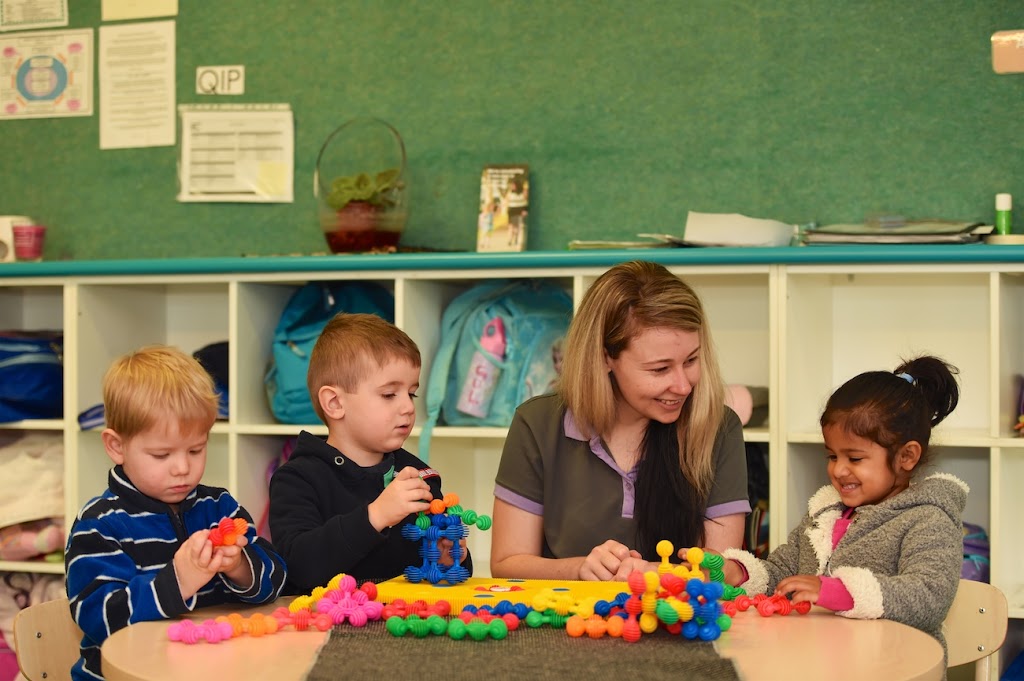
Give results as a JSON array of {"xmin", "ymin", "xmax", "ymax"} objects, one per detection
[{"xmin": 13, "ymin": 224, "xmax": 45, "ymax": 261}]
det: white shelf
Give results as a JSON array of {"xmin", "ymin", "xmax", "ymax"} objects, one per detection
[
  {"xmin": 0, "ymin": 419, "xmax": 65, "ymax": 431},
  {"xmin": 2, "ymin": 258, "xmax": 1020, "ymax": 628},
  {"xmin": 0, "ymin": 560, "xmax": 65, "ymax": 574}
]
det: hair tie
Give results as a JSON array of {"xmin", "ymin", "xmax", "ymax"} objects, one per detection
[{"xmin": 896, "ymin": 372, "xmax": 914, "ymax": 384}]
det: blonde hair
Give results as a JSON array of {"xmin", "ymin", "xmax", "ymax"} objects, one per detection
[
  {"xmin": 558, "ymin": 260, "xmax": 725, "ymax": 499},
  {"xmin": 103, "ymin": 344, "xmax": 218, "ymax": 441},
  {"xmin": 307, "ymin": 313, "xmax": 421, "ymax": 423}
]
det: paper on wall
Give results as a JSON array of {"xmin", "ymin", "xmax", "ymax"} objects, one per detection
[
  {"xmin": 102, "ymin": 0, "xmax": 177, "ymax": 22},
  {"xmin": 0, "ymin": 0, "xmax": 68, "ymax": 32},
  {"xmin": 0, "ymin": 28, "xmax": 91, "ymax": 119},
  {"xmin": 177, "ymin": 104, "xmax": 294, "ymax": 203},
  {"xmin": 99, "ymin": 20, "xmax": 175, "ymax": 149}
]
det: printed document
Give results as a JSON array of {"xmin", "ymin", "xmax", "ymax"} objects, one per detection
[{"xmin": 99, "ymin": 20, "xmax": 175, "ymax": 149}]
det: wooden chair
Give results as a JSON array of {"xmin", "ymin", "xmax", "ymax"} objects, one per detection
[
  {"xmin": 13, "ymin": 597, "xmax": 82, "ymax": 681},
  {"xmin": 944, "ymin": 579, "xmax": 1008, "ymax": 681}
]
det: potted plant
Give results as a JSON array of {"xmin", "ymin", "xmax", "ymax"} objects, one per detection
[
  {"xmin": 325, "ymin": 168, "xmax": 403, "ymax": 232},
  {"xmin": 315, "ymin": 118, "xmax": 409, "ymax": 253}
]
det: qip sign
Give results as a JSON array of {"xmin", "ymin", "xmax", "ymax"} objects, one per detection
[{"xmin": 196, "ymin": 65, "xmax": 245, "ymax": 95}]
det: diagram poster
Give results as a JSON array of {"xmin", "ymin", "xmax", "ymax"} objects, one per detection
[{"xmin": 0, "ymin": 27, "xmax": 92, "ymax": 119}]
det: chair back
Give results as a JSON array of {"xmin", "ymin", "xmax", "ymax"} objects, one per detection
[
  {"xmin": 13, "ymin": 597, "xmax": 82, "ymax": 681},
  {"xmin": 944, "ymin": 579, "xmax": 1008, "ymax": 681}
]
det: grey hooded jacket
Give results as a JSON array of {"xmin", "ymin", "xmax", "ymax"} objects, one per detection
[{"xmin": 725, "ymin": 472, "xmax": 967, "ymax": 653}]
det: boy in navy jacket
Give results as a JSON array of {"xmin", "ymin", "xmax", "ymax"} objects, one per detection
[
  {"xmin": 65, "ymin": 345, "xmax": 286, "ymax": 680},
  {"xmin": 269, "ymin": 313, "xmax": 470, "ymax": 593}
]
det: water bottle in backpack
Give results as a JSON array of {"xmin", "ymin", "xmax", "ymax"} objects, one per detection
[{"xmin": 455, "ymin": 317, "xmax": 506, "ymax": 418}]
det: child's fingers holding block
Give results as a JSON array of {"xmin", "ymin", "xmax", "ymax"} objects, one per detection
[{"xmin": 210, "ymin": 517, "xmax": 250, "ymax": 548}]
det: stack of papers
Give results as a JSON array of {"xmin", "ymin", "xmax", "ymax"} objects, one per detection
[{"xmin": 803, "ymin": 221, "xmax": 991, "ymax": 245}]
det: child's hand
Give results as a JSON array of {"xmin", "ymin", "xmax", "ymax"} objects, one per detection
[
  {"xmin": 579, "ymin": 540, "xmax": 639, "ymax": 581},
  {"xmin": 775, "ymin": 574, "xmax": 821, "ymax": 604},
  {"xmin": 678, "ymin": 547, "xmax": 713, "ymax": 581},
  {"xmin": 367, "ymin": 466, "xmax": 432, "ymax": 532},
  {"xmin": 686, "ymin": 548, "xmax": 746, "ymax": 587},
  {"xmin": 174, "ymin": 530, "xmax": 223, "ymax": 600},
  {"xmin": 214, "ymin": 535, "xmax": 254, "ymax": 589},
  {"xmin": 438, "ymin": 537, "xmax": 468, "ymax": 566}
]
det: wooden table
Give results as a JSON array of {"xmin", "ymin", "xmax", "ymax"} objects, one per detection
[{"xmin": 102, "ymin": 599, "xmax": 945, "ymax": 681}]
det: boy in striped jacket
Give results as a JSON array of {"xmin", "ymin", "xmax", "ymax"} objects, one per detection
[{"xmin": 65, "ymin": 345, "xmax": 286, "ymax": 681}]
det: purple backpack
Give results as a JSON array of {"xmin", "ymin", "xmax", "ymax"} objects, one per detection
[{"xmin": 961, "ymin": 521, "xmax": 990, "ymax": 582}]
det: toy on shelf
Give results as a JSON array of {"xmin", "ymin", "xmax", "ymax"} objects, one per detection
[
  {"xmin": 400, "ymin": 493, "xmax": 491, "ymax": 586},
  {"xmin": 209, "ymin": 517, "xmax": 248, "ymax": 547}
]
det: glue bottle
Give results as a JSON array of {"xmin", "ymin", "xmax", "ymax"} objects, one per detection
[
  {"xmin": 996, "ymin": 193, "xmax": 1013, "ymax": 235},
  {"xmin": 456, "ymin": 317, "xmax": 506, "ymax": 418}
]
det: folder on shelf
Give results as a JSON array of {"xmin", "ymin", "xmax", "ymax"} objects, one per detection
[{"xmin": 802, "ymin": 221, "xmax": 991, "ymax": 245}]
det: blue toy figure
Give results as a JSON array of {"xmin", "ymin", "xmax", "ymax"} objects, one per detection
[{"xmin": 401, "ymin": 496, "xmax": 491, "ymax": 585}]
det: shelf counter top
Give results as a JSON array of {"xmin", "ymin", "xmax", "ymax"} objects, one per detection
[{"xmin": 4, "ymin": 244, "xmax": 1024, "ymax": 278}]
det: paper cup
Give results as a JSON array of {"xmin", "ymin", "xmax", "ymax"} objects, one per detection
[{"xmin": 13, "ymin": 224, "xmax": 45, "ymax": 261}]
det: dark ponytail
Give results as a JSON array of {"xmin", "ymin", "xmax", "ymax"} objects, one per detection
[{"xmin": 820, "ymin": 355, "xmax": 959, "ymax": 468}]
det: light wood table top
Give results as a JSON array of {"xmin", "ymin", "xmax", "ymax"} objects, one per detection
[{"xmin": 102, "ymin": 600, "xmax": 944, "ymax": 681}]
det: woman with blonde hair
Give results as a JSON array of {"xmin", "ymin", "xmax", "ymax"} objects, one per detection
[{"xmin": 491, "ymin": 260, "xmax": 749, "ymax": 580}]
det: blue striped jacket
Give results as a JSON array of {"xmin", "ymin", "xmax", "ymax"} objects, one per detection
[{"xmin": 65, "ymin": 466, "xmax": 287, "ymax": 680}]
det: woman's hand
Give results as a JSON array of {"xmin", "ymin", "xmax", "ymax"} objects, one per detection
[{"xmin": 579, "ymin": 540, "xmax": 641, "ymax": 581}]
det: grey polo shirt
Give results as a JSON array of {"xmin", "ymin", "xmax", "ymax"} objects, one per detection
[{"xmin": 494, "ymin": 394, "xmax": 750, "ymax": 559}]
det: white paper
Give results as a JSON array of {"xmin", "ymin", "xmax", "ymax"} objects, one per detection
[
  {"xmin": 99, "ymin": 20, "xmax": 175, "ymax": 149},
  {"xmin": 102, "ymin": 0, "xmax": 177, "ymax": 22},
  {"xmin": 177, "ymin": 105, "xmax": 294, "ymax": 203},
  {"xmin": 0, "ymin": 28, "xmax": 91, "ymax": 119},
  {"xmin": 683, "ymin": 211, "xmax": 794, "ymax": 247},
  {"xmin": 0, "ymin": 0, "xmax": 68, "ymax": 31}
]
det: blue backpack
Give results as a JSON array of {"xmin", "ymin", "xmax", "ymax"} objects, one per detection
[
  {"xmin": 264, "ymin": 281, "xmax": 394, "ymax": 424},
  {"xmin": 419, "ymin": 280, "xmax": 572, "ymax": 459},
  {"xmin": 0, "ymin": 332, "xmax": 63, "ymax": 423}
]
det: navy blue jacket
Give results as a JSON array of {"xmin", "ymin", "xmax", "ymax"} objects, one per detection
[
  {"xmin": 65, "ymin": 466, "xmax": 286, "ymax": 681},
  {"xmin": 269, "ymin": 430, "xmax": 473, "ymax": 593}
]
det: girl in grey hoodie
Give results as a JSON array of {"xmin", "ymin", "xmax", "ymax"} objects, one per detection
[{"xmin": 723, "ymin": 356, "xmax": 966, "ymax": 654}]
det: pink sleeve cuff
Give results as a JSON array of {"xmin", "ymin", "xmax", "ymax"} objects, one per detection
[
  {"xmin": 729, "ymin": 558, "xmax": 749, "ymax": 585},
  {"xmin": 817, "ymin": 575, "xmax": 855, "ymax": 611}
]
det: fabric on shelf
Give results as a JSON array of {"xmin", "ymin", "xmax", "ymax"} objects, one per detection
[{"xmin": 0, "ymin": 433, "xmax": 63, "ymax": 527}]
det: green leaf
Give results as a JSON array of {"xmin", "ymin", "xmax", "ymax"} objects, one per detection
[{"xmin": 327, "ymin": 167, "xmax": 403, "ymax": 208}]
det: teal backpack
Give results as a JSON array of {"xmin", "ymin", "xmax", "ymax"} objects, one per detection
[
  {"xmin": 419, "ymin": 280, "xmax": 572, "ymax": 459},
  {"xmin": 264, "ymin": 281, "xmax": 394, "ymax": 424}
]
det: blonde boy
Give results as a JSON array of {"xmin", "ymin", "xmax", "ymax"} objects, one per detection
[
  {"xmin": 269, "ymin": 313, "xmax": 470, "ymax": 593},
  {"xmin": 65, "ymin": 345, "xmax": 286, "ymax": 681}
]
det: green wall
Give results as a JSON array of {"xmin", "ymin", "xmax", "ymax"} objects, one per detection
[{"xmin": 3, "ymin": 1, "xmax": 1022, "ymax": 260}]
